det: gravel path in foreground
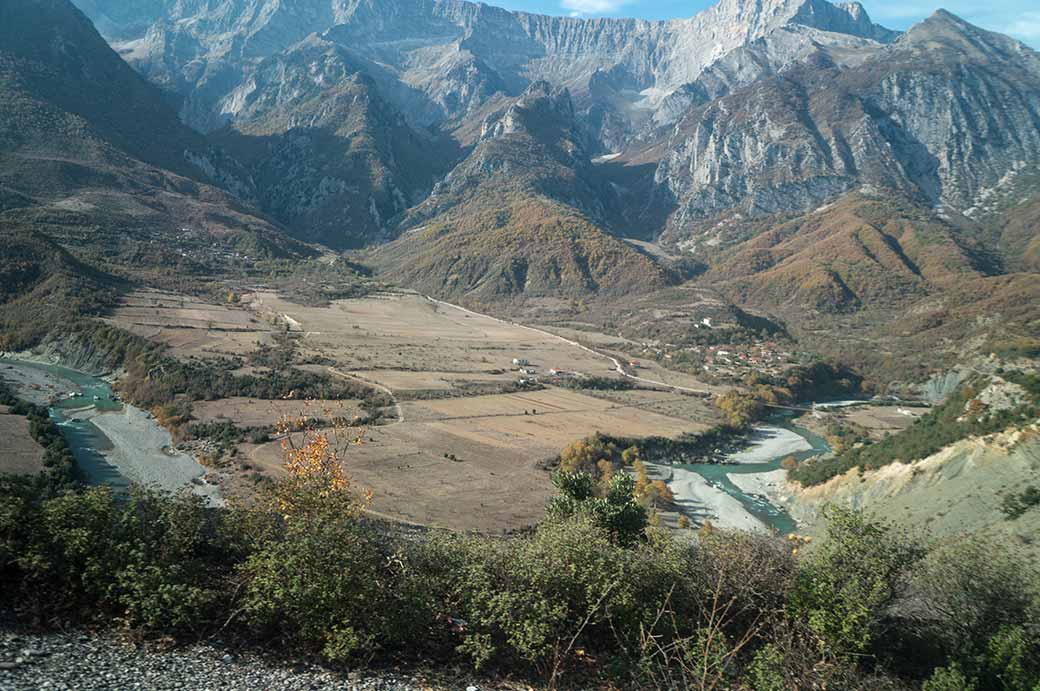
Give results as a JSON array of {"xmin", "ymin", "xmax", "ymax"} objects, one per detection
[{"xmin": 0, "ymin": 629, "xmax": 491, "ymax": 691}]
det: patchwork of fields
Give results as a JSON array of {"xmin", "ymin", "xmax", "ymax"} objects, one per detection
[{"xmin": 106, "ymin": 288, "xmax": 723, "ymax": 530}]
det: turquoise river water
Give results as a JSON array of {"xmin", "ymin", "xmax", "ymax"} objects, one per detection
[{"xmin": 678, "ymin": 417, "xmax": 831, "ymax": 534}]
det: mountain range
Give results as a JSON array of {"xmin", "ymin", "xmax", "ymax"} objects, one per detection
[{"xmin": 1, "ymin": 0, "xmax": 1038, "ymax": 380}]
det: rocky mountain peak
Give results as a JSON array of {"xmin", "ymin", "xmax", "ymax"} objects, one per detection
[
  {"xmin": 511, "ymin": 81, "xmax": 576, "ymax": 127},
  {"xmin": 482, "ymin": 82, "xmax": 580, "ymax": 150},
  {"xmin": 691, "ymin": 0, "xmax": 896, "ymax": 45},
  {"xmin": 899, "ymin": 8, "xmax": 1034, "ymax": 57}
]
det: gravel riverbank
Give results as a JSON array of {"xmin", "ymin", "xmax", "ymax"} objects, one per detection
[
  {"xmin": 728, "ymin": 469, "xmax": 790, "ymax": 506},
  {"xmin": 71, "ymin": 407, "xmax": 222, "ymax": 506},
  {"xmin": 0, "ymin": 627, "xmax": 494, "ymax": 691},
  {"xmin": 726, "ymin": 426, "xmax": 811, "ymax": 464},
  {"xmin": 0, "ymin": 362, "xmax": 79, "ymax": 407},
  {"xmin": 644, "ymin": 462, "xmax": 767, "ymax": 533}
]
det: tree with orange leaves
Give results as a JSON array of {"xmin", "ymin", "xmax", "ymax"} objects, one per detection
[
  {"xmin": 264, "ymin": 413, "xmax": 372, "ymax": 520},
  {"xmin": 241, "ymin": 412, "xmax": 401, "ymax": 663}
]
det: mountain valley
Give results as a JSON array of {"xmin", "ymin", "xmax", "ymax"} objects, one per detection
[{"xmin": 0, "ymin": 0, "xmax": 1039, "ymax": 686}]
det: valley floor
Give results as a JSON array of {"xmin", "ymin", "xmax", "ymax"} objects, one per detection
[{"xmin": 97, "ymin": 288, "xmax": 731, "ymax": 530}]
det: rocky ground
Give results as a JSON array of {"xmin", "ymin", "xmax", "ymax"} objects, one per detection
[{"xmin": 0, "ymin": 628, "xmax": 499, "ymax": 691}]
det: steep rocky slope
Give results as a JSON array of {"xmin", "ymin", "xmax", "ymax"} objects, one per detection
[
  {"xmin": 782, "ymin": 424, "xmax": 1040, "ymax": 562},
  {"xmin": 13, "ymin": 0, "xmax": 1039, "ymax": 383},
  {"xmin": 209, "ymin": 36, "xmax": 453, "ymax": 248},
  {"xmin": 368, "ymin": 82, "xmax": 676, "ymax": 300},
  {"xmin": 646, "ymin": 11, "xmax": 1040, "ymax": 245},
  {"xmin": 72, "ymin": 0, "xmax": 896, "ymax": 143},
  {"xmin": 695, "ymin": 192, "xmax": 1040, "ymax": 379},
  {"xmin": 0, "ymin": 0, "xmax": 304, "ymax": 262}
]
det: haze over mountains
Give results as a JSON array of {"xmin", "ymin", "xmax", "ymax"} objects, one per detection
[{"xmin": 1, "ymin": 0, "xmax": 1038, "ymax": 378}]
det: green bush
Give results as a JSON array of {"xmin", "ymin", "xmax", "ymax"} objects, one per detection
[
  {"xmin": 241, "ymin": 510, "xmax": 410, "ymax": 662},
  {"xmin": 923, "ymin": 663, "xmax": 978, "ymax": 691},
  {"xmin": 545, "ymin": 471, "xmax": 648, "ymax": 545},
  {"xmin": 905, "ymin": 538, "xmax": 1040, "ymax": 662},
  {"xmin": 7, "ymin": 487, "xmax": 238, "ymax": 631},
  {"xmin": 1002, "ymin": 486, "xmax": 1040, "ymax": 520},
  {"xmin": 411, "ymin": 516, "xmax": 686, "ymax": 672},
  {"xmin": 4, "ymin": 464, "xmax": 1037, "ymax": 690},
  {"xmin": 790, "ymin": 506, "xmax": 923, "ymax": 658}
]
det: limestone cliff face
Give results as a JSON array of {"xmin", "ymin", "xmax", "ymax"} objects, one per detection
[
  {"xmin": 652, "ymin": 12, "xmax": 1040, "ymax": 246},
  {"xmin": 67, "ymin": 0, "xmax": 1040, "ymax": 272},
  {"xmin": 73, "ymin": 0, "xmax": 895, "ymax": 137},
  {"xmin": 404, "ymin": 81, "xmax": 603, "ymax": 228},
  {"xmin": 207, "ymin": 36, "xmax": 448, "ymax": 248}
]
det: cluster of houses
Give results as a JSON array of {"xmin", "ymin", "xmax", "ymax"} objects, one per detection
[
  {"xmin": 512, "ymin": 357, "xmax": 583, "ymax": 385},
  {"xmin": 636, "ymin": 341, "xmax": 795, "ymax": 380}
]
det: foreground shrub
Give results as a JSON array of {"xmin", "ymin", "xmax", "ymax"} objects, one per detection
[
  {"xmin": 5, "ymin": 486, "xmax": 235, "ymax": 632},
  {"xmin": 898, "ymin": 538, "xmax": 1040, "ymax": 689},
  {"xmin": 904, "ymin": 538, "xmax": 1040, "ymax": 662},
  {"xmin": 241, "ymin": 512, "xmax": 408, "ymax": 662},
  {"xmin": 237, "ymin": 425, "xmax": 417, "ymax": 662},
  {"xmin": 4, "ymin": 428, "xmax": 1036, "ymax": 691},
  {"xmin": 411, "ymin": 516, "xmax": 688, "ymax": 675},
  {"xmin": 790, "ymin": 506, "xmax": 923, "ymax": 659},
  {"xmin": 637, "ymin": 532, "xmax": 799, "ymax": 691},
  {"xmin": 545, "ymin": 470, "xmax": 647, "ymax": 545}
]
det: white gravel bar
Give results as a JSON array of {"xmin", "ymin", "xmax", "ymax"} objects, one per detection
[
  {"xmin": 726, "ymin": 426, "xmax": 811, "ymax": 464},
  {"xmin": 73, "ymin": 406, "xmax": 222, "ymax": 506},
  {"xmin": 645, "ymin": 462, "xmax": 767, "ymax": 533}
]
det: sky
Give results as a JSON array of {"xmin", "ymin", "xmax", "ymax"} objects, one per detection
[{"xmin": 490, "ymin": 0, "xmax": 1040, "ymax": 48}]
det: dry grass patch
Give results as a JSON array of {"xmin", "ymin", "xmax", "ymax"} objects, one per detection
[
  {"xmin": 192, "ymin": 398, "xmax": 365, "ymax": 427},
  {"xmin": 844, "ymin": 405, "xmax": 920, "ymax": 440},
  {"xmin": 246, "ymin": 291, "xmax": 620, "ymax": 382},
  {"xmin": 105, "ymin": 289, "xmax": 278, "ymax": 359},
  {"xmin": 0, "ymin": 407, "xmax": 45, "ymax": 475}
]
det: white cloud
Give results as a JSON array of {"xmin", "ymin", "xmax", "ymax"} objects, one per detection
[
  {"xmin": 560, "ymin": 0, "xmax": 631, "ymax": 16},
  {"xmin": 1005, "ymin": 11, "xmax": 1040, "ymax": 39}
]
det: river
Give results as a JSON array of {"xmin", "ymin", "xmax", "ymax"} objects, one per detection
[
  {"xmin": 1, "ymin": 359, "xmax": 221, "ymax": 504},
  {"xmin": 675, "ymin": 418, "xmax": 830, "ymax": 534}
]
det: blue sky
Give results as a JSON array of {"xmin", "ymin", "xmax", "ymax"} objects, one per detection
[{"xmin": 491, "ymin": 0, "xmax": 1040, "ymax": 48}]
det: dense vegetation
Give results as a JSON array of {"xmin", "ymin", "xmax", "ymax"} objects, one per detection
[
  {"xmin": 1, "ymin": 438, "xmax": 1037, "ymax": 690},
  {"xmin": 708, "ymin": 362, "xmax": 866, "ymax": 428},
  {"xmin": 791, "ymin": 373, "xmax": 1040, "ymax": 486},
  {"xmin": 0, "ymin": 231, "xmax": 121, "ymax": 352},
  {"xmin": 556, "ymin": 375, "xmax": 637, "ymax": 391},
  {"xmin": 44, "ymin": 321, "xmax": 392, "ymax": 418}
]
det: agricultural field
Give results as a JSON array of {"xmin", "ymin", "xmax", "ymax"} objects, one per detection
[
  {"xmin": 347, "ymin": 369, "xmax": 514, "ymax": 393},
  {"xmin": 243, "ymin": 421, "xmax": 552, "ymax": 531},
  {"xmin": 245, "ymin": 291, "xmax": 624, "ymax": 387},
  {"xmin": 0, "ymin": 406, "xmax": 45, "ymax": 475},
  {"xmin": 192, "ymin": 398, "xmax": 366, "ymax": 427},
  {"xmin": 107, "ymin": 288, "xmax": 725, "ymax": 530},
  {"xmin": 576, "ymin": 389, "xmax": 722, "ymax": 425},
  {"xmin": 410, "ymin": 388, "xmax": 711, "ymax": 446},
  {"xmin": 843, "ymin": 404, "xmax": 921, "ymax": 440},
  {"xmin": 105, "ymin": 290, "xmax": 278, "ymax": 360},
  {"xmin": 244, "ymin": 388, "xmax": 712, "ymax": 531}
]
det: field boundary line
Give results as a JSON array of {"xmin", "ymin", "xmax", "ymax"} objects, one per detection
[{"xmin": 421, "ymin": 296, "xmax": 713, "ymax": 396}]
